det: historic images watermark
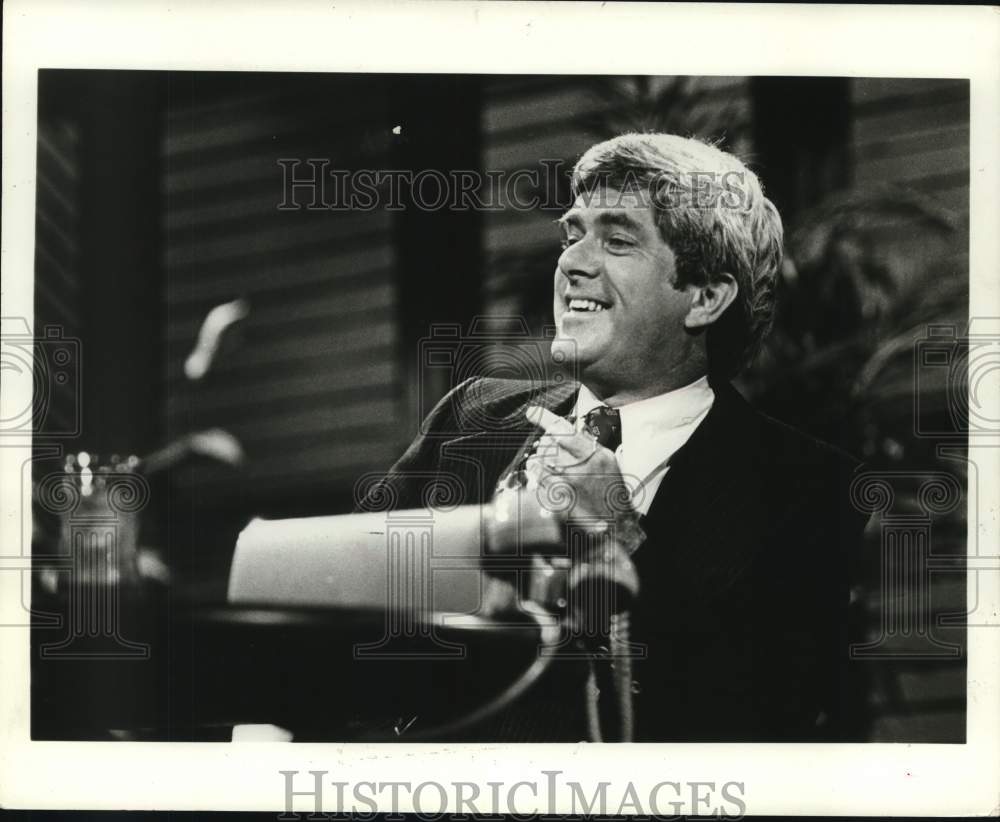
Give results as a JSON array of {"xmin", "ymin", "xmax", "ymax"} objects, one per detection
[
  {"xmin": 2, "ymin": 317, "xmax": 152, "ymax": 656},
  {"xmin": 279, "ymin": 769, "xmax": 747, "ymax": 818},
  {"xmin": 913, "ymin": 320, "xmax": 1000, "ymax": 440},
  {"xmin": 415, "ymin": 316, "xmax": 572, "ymax": 437},
  {"xmin": 32, "ymin": 457, "xmax": 152, "ymax": 659},
  {"xmin": 1, "ymin": 317, "xmax": 83, "ymax": 631},
  {"xmin": 276, "ymin": 160, "xmax": 753, "ymax": 214},
  {"xmin": 847, "ymin": 318, "xmax": 1000, "ymax": 659},
  {"xmin": 0, "ymin": 317, "xmax": 81, "ymax": 438}
]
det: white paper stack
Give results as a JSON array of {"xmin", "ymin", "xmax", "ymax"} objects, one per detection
[{"xmin": 227, "ymin": 506, "xmax": 488, "ymax": 614}]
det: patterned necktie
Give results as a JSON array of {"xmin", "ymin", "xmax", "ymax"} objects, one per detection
[
  {"xmin": 583, "ymin": 405, "xmax": 622, "ymax": 452},
  {"xmin": 580, "ymin": 404, "xmax": 634, "ymax": 740}
]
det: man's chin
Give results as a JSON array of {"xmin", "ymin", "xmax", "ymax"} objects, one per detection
[{"xmin": 550, "ymin": 336, "xmax": 600, "ymax": 382}]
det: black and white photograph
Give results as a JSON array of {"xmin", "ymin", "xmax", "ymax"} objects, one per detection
[{"xmin": 2, "ymin": 1, "xmax": 998, "ymax": 816}]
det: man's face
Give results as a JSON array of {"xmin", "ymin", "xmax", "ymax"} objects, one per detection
[{"xmin": 552, "ymin": 188, "xmax": 694, "ymax": 395}]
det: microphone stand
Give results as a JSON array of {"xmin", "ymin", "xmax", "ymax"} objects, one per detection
[{"xmin": 486, "ymin": 477, "xmax": 643, "ymax": 742}]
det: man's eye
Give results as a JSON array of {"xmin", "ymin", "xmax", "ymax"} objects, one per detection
[
  {"xmin": 560, "ymin": 235, "xmax": 581, "ymax": 250},
  {"xmin": 605, "ymin": 236, "xmax": 636, "ymax": 252}
]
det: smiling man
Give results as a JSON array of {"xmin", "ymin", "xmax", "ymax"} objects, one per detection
[{"xmin": 361, "ymin": 133, "xmax": 868, "ymax": 742}]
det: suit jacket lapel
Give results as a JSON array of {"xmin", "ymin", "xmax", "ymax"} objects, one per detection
[
  {"xmin": 491, "ymin": 379, "xmax": 580, "ymax": 483},
  {"xmin": 437, "ymin": 380, "xmax": 579, "ymax": 503},
  {"xmin": 636, "ymin": 381, "xmax": 763, "ymax": 605}
]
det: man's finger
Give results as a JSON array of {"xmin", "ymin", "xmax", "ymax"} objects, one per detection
[
  {"xmin": 533, "ymin": 440, "xmax": 561, "ymax": 463},
  {"xmin": 525, "ymin": 405, "xmax": 575, "ymax": 437},
  {"xmin": 524, "ymin": 454, "xmax": 546, "ymax": 485},
  {"xmin": 538, "ymin": 432, "xmax": 599, "ymax": 461}
]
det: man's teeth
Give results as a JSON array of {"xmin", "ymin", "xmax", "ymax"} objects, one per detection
[{"xmin": 568, "ymin": 298, "xmax": 607, "ymax": 312}]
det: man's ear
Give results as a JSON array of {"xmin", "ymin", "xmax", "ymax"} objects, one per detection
[{"xmin": 684, "ymin": 274, "xmax": 739, "ymax": 329}]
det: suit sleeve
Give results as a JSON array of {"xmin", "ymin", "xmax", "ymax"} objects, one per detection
[
  {"xmin": 764, "ymin": 455, "xmax": 870, "ymax": 740},
  {"xmin": 353, "ymin": 377, "xmax": 479, "ymax": 513},
  {"xmin": 823, "ymin": 460, "xmax": 873, "ymax": 740}
]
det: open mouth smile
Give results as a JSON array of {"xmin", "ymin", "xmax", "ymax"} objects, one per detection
[{"xmin": 566, "ymin": 297, "xmax": 611, "ymax": 313}]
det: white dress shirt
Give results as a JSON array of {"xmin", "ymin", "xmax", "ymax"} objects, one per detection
[{"xmin": 572, "ymin": 376, "xmax": 715, "ymax": 516}]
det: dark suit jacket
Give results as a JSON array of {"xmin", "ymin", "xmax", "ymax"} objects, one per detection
[{"xmin": 359, "ymin": 376, "xmax": 869, "ymax": 742}]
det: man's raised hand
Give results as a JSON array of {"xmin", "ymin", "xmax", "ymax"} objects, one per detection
[{"xmin": 524, "ymin": 405, "xmax": 636, "ymax": 522}]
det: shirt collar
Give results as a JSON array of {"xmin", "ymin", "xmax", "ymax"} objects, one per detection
[
  {"xmin": 573, "ymin": 376, "xmax": 715, "ymax": 479},
  {"xmin": 574, "ymin": 376, "xmax": 714, "ymax": 430}
]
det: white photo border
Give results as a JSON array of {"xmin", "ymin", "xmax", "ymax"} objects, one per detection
[{"xmin": 1, "ymin": 0, "xmax": 998, "ymax": 815}]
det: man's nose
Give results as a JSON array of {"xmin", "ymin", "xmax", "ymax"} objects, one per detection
[{"xmin": 557, "ymin": 236, "xmax": 601, "ymax": 280}]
